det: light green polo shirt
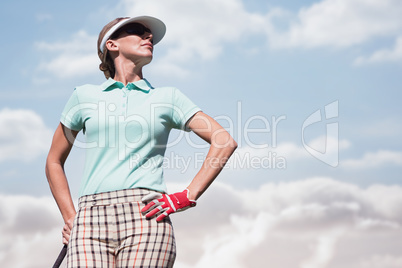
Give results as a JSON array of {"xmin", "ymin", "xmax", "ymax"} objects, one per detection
[{"xmin": 60, "ymin": 78, "xmax": 201, "ymax": 197}]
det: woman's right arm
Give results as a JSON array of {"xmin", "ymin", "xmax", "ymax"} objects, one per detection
[{"xmin": 45, "ymin": 123, "xmax": 79, "ymax": 244}]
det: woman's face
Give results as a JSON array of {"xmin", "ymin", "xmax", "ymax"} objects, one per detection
[{"xmin": 112, "ymin": 23, "xmax": 154, "ymax": 63}]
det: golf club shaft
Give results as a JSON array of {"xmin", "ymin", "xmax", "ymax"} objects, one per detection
[{"xmin": 52, "ymin": 244, "xmax": 67, "ymax": 268}]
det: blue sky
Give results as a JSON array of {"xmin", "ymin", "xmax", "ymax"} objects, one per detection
[{"xmin": 1, "ymin": 0, "xmax": 402, "ymax": 267}]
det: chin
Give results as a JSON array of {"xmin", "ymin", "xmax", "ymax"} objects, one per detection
[{"xmin": 143, "ymin": 55, "xmax": 153, "ymax": 65}]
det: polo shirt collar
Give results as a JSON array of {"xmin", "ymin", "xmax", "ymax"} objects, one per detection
[{"xmin": 101, "ymin": 78, "xmax": 153, "ymax": 92}]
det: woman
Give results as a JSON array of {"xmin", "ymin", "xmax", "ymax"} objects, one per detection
[{"xmin": 46, "ymin": 16, "xmax": 237, "ymax": 267}]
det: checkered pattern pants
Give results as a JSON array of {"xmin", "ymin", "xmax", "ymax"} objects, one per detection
[{"xmin": 66, "ymin": 188, "xmax": 176, "ymax": 267}]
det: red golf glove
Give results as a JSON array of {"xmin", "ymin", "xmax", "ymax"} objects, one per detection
[{"xmin": 141, "ymin": 189, "xmax": 196, "ymax": 222}]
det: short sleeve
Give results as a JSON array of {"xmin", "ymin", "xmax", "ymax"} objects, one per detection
[
  {"xmin": 60, "ymin": 89, "xmax": 84, "ymax": 131},
  {"xmin": 171, "ymin": 88, "xmax": 201, "ymax": 132}
]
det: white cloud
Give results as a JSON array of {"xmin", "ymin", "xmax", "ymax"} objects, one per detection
[
  {"xmin": 269, "ymin": 0, "xmax": 402, "ymax": 49},
  {"xmin": 354, "ymin": 36, "xmax": 402, "ymax": 65},
  {"xmin": 35, "ymin": 0, "xmax": 402, "ymax": 79},
  {"xmin": 36, "ymin": 30, "xmax": 99, "ymax": 78},
  {"xmin": 355, "ymin": 117, "xmax": 402, "ymax": 138},
  {"xmin": 359, "ymin": 255, "xmax": 402, "ymax": 268},
  {"xmin": 227, "ymin": 136, "xmax": 350, "ymax": 169},
  {"xmin": 35, "ymin": 30, "xmax": 95, "ymax": 53},
  {"xmin": 109, "ymin": 0, "xmax": 271, "ymax": 77},
  {"xmin": 342, "ymin": 150, "xmax": 402, "ymax": 169},
  {"xmin": 2, "ymin": 178, "xmax": 402, "ymax": 267},
  {"xmin": 193, "ymin": 212, "xmax": 273, "ymax": 268},
  {"xmin": 300, "ymin": 228, "xmax": 346, "ymax": 268},
  {"xmin": 0, "ymin": 194, "xmax": 63, "ymax": 268},
  {"xmin": 119, "ymin": 0, "xmax": 402, "ymax": 74},
  {"xmin": 0, "ymin": 108, "xmax": 53, "ymax": 162},
  {"xmin": 38, "ymin": 53, "xmax": 99, "ymax": 79},
  {"xmin": 171, "ymin": 178, "xmax": 402, "ymax": 268},
  {"xmin": 35, "ymin": 0, "xmax": 269, "ymax": 79}
]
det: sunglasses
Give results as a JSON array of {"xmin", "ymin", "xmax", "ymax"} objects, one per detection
[{"xmin": 112, "ymin": 23, "xmax": 152, "ymax": 39}]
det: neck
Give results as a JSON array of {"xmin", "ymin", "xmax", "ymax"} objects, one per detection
[{"xmin": 113, "ymin": 58, "xmax": 147, "ymax": 85}]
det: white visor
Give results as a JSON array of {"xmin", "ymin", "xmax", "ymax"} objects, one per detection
[{"xmin": 100, "ymin": 16, "xmax": 166, "ymax": 53}]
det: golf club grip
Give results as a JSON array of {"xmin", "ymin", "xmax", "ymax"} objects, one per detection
[{"xmin": 52, "ymin": 244, "xmax": 67, "ymax": 268}]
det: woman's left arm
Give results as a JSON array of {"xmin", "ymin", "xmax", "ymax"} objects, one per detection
[
  {"xmin": 186, "ymin": 111, "xmax": 238, "ymax": 200},
  {"xmin": 141, "ymin": 111, "xmax": 237, "ymax": 221}
]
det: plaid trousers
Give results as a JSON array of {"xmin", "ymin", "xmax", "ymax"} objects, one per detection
[{"xmin": 67, "ymin": 188, "xmax": 176, "ymax": 267}]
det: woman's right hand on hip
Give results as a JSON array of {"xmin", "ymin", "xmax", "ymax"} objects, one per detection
[{"xmin": 62, "ymin": 215, "xmax": 75, "ymax": 244}]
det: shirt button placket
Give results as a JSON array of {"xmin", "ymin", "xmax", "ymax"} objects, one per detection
[{"xmin": 122, "ymin": 88, "xmax": 127, "ymax": 116}]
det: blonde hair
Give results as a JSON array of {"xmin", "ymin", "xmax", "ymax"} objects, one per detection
[{"xmin": 97, "ymin": 17, "xmax": 129, "ymax": 79}]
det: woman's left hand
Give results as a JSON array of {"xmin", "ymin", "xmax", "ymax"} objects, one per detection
[{"xmin": 141, "ymin": 189, "xmax": 196, "ymax": 222}]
